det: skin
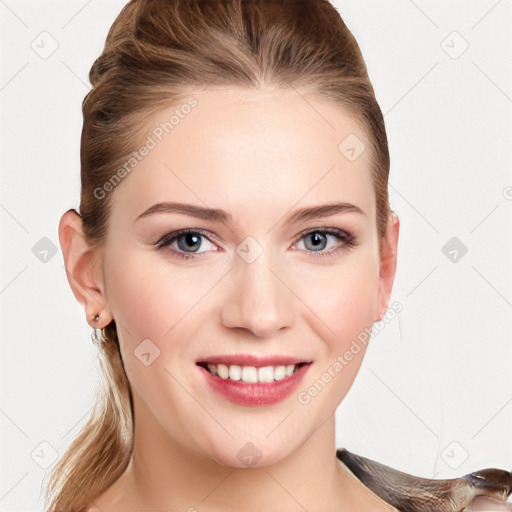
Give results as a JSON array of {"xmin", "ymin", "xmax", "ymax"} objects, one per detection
[
  {"xmin": 59, "ymin": 86, "xmax": 403, "ymax": 511},
  {"xmin": 468, "ymin": 497, "xmax": 512, "ymax": 511}
]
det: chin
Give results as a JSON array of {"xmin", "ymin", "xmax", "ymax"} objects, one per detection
[{"xmin": 201, "ymin": 436, "xmax": 295, "ymax": 470}]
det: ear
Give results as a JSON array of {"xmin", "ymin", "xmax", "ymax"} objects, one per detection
[
  {"xmin": 58, "ymin": 209, "xmax": 113, "ymax": 328},
  {"xmin": 375, "ymin": 211, "xmax": 400, "ymax": 322}
]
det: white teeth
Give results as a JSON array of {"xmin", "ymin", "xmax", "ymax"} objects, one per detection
[
  {"xmin": 228, "ymin": 364, "xmax": 242, "ymax": 381},
  {"xmin": 274, "ymin": 365, "xmax": 287, "ymax": 380},
  {"xmin": 217, "ymin": 363, "xmax": 229, "ymax": 379},
  {"xmin": 241, "ymin": 366, "xmax": 258, "ymax": 383},
  {"xmin": 204, "ymin": 363, "xmax": 300, "ymax": 382},
  {"xmin": 257, "ymin": 366, "xmax": 274, "ymax": 383}
]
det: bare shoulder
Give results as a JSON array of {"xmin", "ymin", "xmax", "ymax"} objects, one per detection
[{"xmin": 467, "ymin": 496, "xmax": 512, "ymax": 511}]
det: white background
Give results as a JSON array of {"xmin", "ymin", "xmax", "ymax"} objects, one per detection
[{"xmin": 1, "ymin": 1, "xmax": 511, "ymax": 510}]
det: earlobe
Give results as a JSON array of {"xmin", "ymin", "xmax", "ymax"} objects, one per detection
[
  {"xmin": 58, "ymin": 209, "xmax": 113, "ymax": 328},
  {"xmin": 375, "ymin": 211, "xmax": 400, "ymax": 322}
]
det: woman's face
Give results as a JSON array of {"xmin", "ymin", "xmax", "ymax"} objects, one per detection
[{"xmin": 97, "ymin": 87, "xmax": 397, "ymax": 467}]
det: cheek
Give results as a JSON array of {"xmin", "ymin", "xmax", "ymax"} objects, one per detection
[
  {"xmin": 102, "ymin": 250, "xmax": 206, "ymax": 400},
  {"xmin": 102, "ymin": 248, "xmax": 224, "ymax": 389},
  {"xmin": 104, "ymin": 248, "xmax": 206, "ymax": 340},
  {"xmin": 293, "ymin": 250, "xmax": 379, "ymax": 340},
  {"xmin": 294, "ymin": 256, "xmax": 378, "ymax": 411}
]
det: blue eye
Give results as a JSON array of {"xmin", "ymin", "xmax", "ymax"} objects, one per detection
[
  {"xmin": 154, "ymin": 227, "xmax": 357, "ymax": 261},
  {"xmin": 293, "ymin": 227, "xmax": 357, "ymax": 259},
  {"xmin": 154, "ymin": 229, "xmax": 217, "ymax": 260}
]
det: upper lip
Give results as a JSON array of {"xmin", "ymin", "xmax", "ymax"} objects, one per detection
[{"xmin": 196, "ymin": 354, "xmax": 313, "ymax": 368}]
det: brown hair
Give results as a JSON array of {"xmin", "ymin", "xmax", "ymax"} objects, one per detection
[{"xmin": 43, "ymin": 1, "xmax": 391, "ymax": 510}]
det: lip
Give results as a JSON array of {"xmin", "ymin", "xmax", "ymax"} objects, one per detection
[
  {"xmin": 196, "ymin": 353, "xmax": 312, "ymax": 368},
  {"xmin": 197, "ymin": 361, "xmax": 312, "ymax": 406}
]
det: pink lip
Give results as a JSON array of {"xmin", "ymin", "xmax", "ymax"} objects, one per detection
[
  {"xmin": 196, "ymin": 353, "xmax": 312, "ymax": 368},
  {"xmin": 196, "ymin": 361, "xmax": 312, "ymax": 407}
]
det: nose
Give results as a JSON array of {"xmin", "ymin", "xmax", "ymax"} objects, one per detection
[{"xmin": 220, "ymin": 252, "xmax": 295, "ymax": 338}]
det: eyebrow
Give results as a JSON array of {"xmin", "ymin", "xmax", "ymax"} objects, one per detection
[{"xmin": 134, "ymin": 201, "xmax": 366, "ymax": 224}]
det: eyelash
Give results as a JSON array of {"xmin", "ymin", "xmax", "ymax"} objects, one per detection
[{"xmin": 154, "ymin": 227, "xmax": 358, "ymax": 261}]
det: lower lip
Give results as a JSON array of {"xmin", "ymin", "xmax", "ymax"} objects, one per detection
[{"xmin": 197, "ymin": 364, "xmax": 311, "ymax": 406}]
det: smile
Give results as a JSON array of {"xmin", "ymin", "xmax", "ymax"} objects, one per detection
[
  {"xmin": 199, "ymin": 362, "xmax": 307, "ymax": 383},
  {"xmin": 196, "ymin": 361, "xmax": 312, "ymax": 406}
]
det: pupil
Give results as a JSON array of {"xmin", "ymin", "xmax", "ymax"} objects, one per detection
[
  {"xmin": 179, "ymin": 233, "xmax": 201, "ymax": 252},
  {"xmin": 307, "ymin": 233, "xmax": 326, "ymax": 251}
]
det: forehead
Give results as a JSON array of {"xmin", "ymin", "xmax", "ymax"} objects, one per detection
[{"xmin": 109, "ymin": 87, "xmax": 375, "ymax": 227}]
